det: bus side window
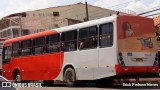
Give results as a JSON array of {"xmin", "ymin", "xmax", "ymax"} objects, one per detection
[
  {"xmin": 99, "ymin": 23, "xmax": 113, "ymax": 47},
  {"xmin": 61, "ymin": 30, "xmax": 77, "ymax": 52},
  {"xmin": 79, "ymin": 26, "xmax": 97, "ymax": 50},
  {"xmin": 2, "ymin": 47, "xmax": 11, "ymax": 64},
  {"xmin": 12, "ymin": 42, "xmax": 21, "ymax": 57},
  {"xmin": 89, "ymin": 26, "xmax": 97, "ymax": 47},
  {"xmin": 46, "ymin": 34, "xmax": 60, "ymax": 53},
  {"xmin": 33, "ymin": 37, "xmax": 45, "ymax": 55},
  {"xmin": 21, "ymin": 40, "xmax": 32, "ymax": 56}
]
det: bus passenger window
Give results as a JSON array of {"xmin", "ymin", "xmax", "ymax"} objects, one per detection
[
  {"xmin": 21, "ymin": 40, "xmax": 31, "ymax": 56},
  {"xmin": 12, "ymin": 42, "xmax": 21, "ymax": 57},
  {"xmin": 99, "ymin": 23, "xmax": 113, "ymax": 47},
  {"xmin": 79, "ymin": 26, "xmax": 97, "ymax": 50},
  {"xmin": 46, "ymin": 34, "xmax": 60, "ymax": 53},
  {"xmin": 33, "ymin": 37, "xmax": 45, "ymax": 55},
  {"xmin": 61, "ymin": 30, "xmax": 77, "ymax": 52}
]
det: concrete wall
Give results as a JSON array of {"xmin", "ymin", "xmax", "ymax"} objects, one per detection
[{"xmin": 24, "ymin": 3, "xmax": 120, "ymax": 34}]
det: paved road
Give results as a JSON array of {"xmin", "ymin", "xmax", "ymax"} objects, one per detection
[
  {"xmin": 0, "ymin": 76, "xmax": 17, "ymax": 90},
  {"xmin": 15, "ymin": 78, "xmax": 160, "ymax": 90},
  {"xmin": 17, "ymin": 83, "xmax": 160, "ymax": 90},
  {"xmin": 18, "ymin": 87, "xmax": 118, "ymax": 90},
  {"xmin": 18, "ymin": 86, "xmax": 160, "ymax": 90}
]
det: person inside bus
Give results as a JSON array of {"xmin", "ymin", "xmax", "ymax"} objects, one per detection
[
  {"xmin": 122, "ymin": 22, "xmax": 134, "ymax": 38},
  {"xmin": 68, "ymin": 42, "xmax": 76, "ymax": 51},
  {"xmin": 100, "ymin": 35, "xmax": 107, "ymax": 46},
  {"xmin": 79, "ymin": 40, "xmax": 84, "ymax": 49},
  {"xmin": 91, "ymin": 36, "xmax": 97, "ymax": 48},
  {"xmin": 50, "ymin": 44, "xmax": 60, "ymax": 53},
  {"xmin": 61, "ymin": 42, "xmax": 65, "ymax": 51},
  {"xmin": 56, "ymin": 43, "xmax": 61, "ymax": 52}
]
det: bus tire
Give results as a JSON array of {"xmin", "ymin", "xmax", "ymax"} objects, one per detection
[
  {"xmin": 64, "ymin": 68, "xmax": 77, "ymax": 87},
  {"xmin": 14, "ymin": 71, "xmax": 22, "ymax": 82}
]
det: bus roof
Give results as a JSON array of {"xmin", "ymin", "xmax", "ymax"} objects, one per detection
[{"xmin": 4, "ymin": 30, "xmax": 56, "ymax": 44}]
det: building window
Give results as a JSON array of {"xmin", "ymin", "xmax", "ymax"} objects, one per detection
[
  {"xmin": 0, "ymin": 32, "xmax": 2, "ymax": 38},
  {"xmin": 33, "ymin": 37, "xmax": 45, "ymax": 55},
  {"xmin": 3, "ymin": 31, "xmax": 7, "ymax": 37},
  {"xmin": 53, "ymin": 12, "xmax": 59, "ymax": 16},
  {"xmin": 99, "ymin": 23, "xmax": 113, "ymax": 47},
  {"xmin": 79, "ymin": 26, "xmax": 97, "ymax": 50},
  {"xmin": 12, "ymin": 42, "xmax": 21, "ymax": 57},
  {"xmin": 66, "ymin": 18, "xmax": 82, "ymax": 25},
  {"xmin": 21, "ymin": 40, "xmax": 32, "ymax": 56},
  {"xmin": 46, "ymin": 34, "xmax": 60, "ymax": 53},
  {"xmin": 12, "ymin": 28, "xmax": 19, "ymax": 37},
  {"xmin": 22, "ymin": 29, "xmax": 30, "ymax": 35},
  {"xmin": 21, "ymin": 12, "xmax": 26, "ymax": 17},
  {"xmin": 61, "ymin": 30, "xmax": 77, "ymax": 52},
  {"xmin": 7, "ymin": 30, "xmax": 11, "ymax": 36}
]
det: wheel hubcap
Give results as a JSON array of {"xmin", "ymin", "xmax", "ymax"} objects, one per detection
[
  {"xmin": 66, "ymin": 72, "xmax": 73, "ymax": 82},
  {"xmin": 16, "ymin": 75, "xmax": 21, "ymax": 82}
]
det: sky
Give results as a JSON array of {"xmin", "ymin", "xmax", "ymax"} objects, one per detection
[{"xmin": 0, "ymin": 0, "xmax": 160, "ymax": 19}]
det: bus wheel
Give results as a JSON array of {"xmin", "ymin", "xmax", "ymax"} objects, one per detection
[
  {"xmin": 14, "ymin": 71, "xmax": 22, "ymax": 82},
  {"xmin": 64, "ymin": 68, "xmax": 77, "ymax": 87}
]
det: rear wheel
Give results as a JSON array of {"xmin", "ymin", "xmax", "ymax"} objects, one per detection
[{"xmin": 64, "ymin": 68, "xmax": 77, "ymax": 87}]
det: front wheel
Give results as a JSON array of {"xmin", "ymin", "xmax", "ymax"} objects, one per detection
[
  {"xmin": 14, "ymin": 71, "xmax": 22, "ymax": 82},
  {"xmin": 64, "ymin": 68, "xmax": 77, "ymax": 87}
]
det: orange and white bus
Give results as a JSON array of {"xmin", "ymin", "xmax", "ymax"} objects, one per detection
[{"xmin": 2, "ymin": 15, "xmax": 158, "ymax": 86}]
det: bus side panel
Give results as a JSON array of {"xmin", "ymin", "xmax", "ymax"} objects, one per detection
[
  {"xmin": 3, "ymin": 64, "xmax": 13, "ymax": 80},
  {"xmin": 11, "ymin": 52, "xmax": 64, "ymax": 80},
  {"xmin": 61, "ymin": 49, "xmax": 98, "ymax": 80}
]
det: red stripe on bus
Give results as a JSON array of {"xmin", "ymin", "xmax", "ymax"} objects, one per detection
[
  {"xmin": 115, "ymin": 64, "xmax": 158, "ymax": 75},
  {"xmin": 4, "ymin": 30, "xmax": 57, "ymax": 44}
]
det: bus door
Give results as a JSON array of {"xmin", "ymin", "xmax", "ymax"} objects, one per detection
[
  {"xmin": 2, "ymin": 46, "xmax": 11, "ymax": 79},
  {"xmin": 96, "ymin": 23, "xmax": 116, "ymax": 78}
]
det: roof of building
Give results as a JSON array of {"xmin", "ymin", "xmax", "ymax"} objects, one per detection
[{"xmin": 3, "ymin": 3, "xmax": 120, "ymax": 18}]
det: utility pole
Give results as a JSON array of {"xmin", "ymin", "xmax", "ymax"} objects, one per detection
[{"xmin": 85, "ymin": 2, "xmax": 89, "ymax": 21}]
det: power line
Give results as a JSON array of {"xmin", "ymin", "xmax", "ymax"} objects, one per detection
[
  {"xmin": 90, "ymin": 0, "xmax": 133, "ymax": 10},
  {"xmin": 146, "ymin": 12, "xmax": 160, "ymax": 17},
  {"xmin": 138, "ymin": 8, "xmax": 160, "ymax": 15},
  {"xmin": 52, "ymin": 1, "xmax": 134, "ymax": 19}
]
